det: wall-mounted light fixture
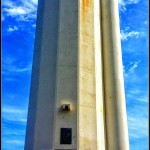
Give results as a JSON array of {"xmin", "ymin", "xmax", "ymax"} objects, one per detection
[{"xmin": 61, "ymin": 104, "xmax": 70, "ymax": 111}]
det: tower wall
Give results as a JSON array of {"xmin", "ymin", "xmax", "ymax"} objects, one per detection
[
  {"xmin": 101, "ymin": 0, "xmax": 129, "ymax": 149},
  {"xmin": 78, "ymin": 0, "xmax": 105, "ymax": 149},
  {"xmin": 54, "ymin": 0, "xmax": 78, "ymax": 149},
  {"xmin": 25, "ymin": 0, "xmax": 60, "ymax": 149}
]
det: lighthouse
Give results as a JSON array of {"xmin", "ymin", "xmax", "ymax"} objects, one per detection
[{"xmin": 25, "ymin": 0, "xmax": 129, "ymax": 149}]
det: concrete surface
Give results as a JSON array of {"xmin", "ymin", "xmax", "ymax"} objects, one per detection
[{"xmin": 25, "ymin": 0, "xmax": 129, "ymax": 149}]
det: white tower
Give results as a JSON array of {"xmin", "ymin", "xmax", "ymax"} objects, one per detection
[{"xmin": 25, "ymin": 0, "xmax": 129, "ymax": 149}]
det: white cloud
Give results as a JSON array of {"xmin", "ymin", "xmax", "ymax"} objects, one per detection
[
  {"xmin": 31, "ymin": 0, "xmax": 38, "ymax": 5},
  {"xmin": 2, "ymin": 66, "xmax": 31, "ymax": 79},
  {"xmin": 2, "ymin": 105, "xmax": 27, "ymax": 123},
  {"xmin": 127, "ymin": 104, "xmax": 148, "ymax": 139},
  {"xmin": 135, "ymin": 96, "xmax": 148, "ymax": 103},
  {"xmin": 119, "ymin": 0, "xmax": 141, "ymax": 11},
  {"xmin": 32, "ymin": 24, "xmax": 36, "ymax": 28},
  {"xmin": 4, "ymin": 7, "xmax": 27, "ymax": 15},
  {"xmin": 126, "ymin": 88, "xmax": 148, "ymax": 103},
  {"xmin": 8, "ymin": 26, "xmax": 18, "ymax": 32},
  {"xmin": 121, "ymin": 30, "xmax": 144, "ymax": 41},
  {"xmin": 2, "ymin": 106, "xmax": 26, "ymax": 114},
  {"xmin": 126, "ymin": 0, "xmax": 141, "ymax": 4},
  {"xmin": 144, "ymin": 21, "xmax": 148, "ymax": 25},
  {"xmin": 2, "ymin": 0, "xmax": 38, "ymax": 22},
  {"xmin": 124, "ymin": 61, "xmax": 141, "ymax": 77},
  {"xmin": 132, "ymin": 95, "xmax": 148, "ymax": 103},
  {"xmin": 119, "ymin": 0, "xmax": 127, "ymax": 11},
  {"xmin": 124, "ymin": 26, "xmax": 130, "ymax": 31},
  {"xmin": 128, "ymin": 115, "xmax": 148, "ymax": 138},
  {"xmin": 2, "ymin": 57, "xmax": 32, "ymax": 76},
  {"xmin": 128, "ymin": 62, "xmax": 139, "ymax": 73},
  {"xmin": 6, "ymin": 140, "xmax": 24, "ymax": 145},
  {"xmin": 3, "ymin": 128, "xmax": 25, "ymax": 136},
  {"xmin": 123, "ymin": 60, "xmax": 147, "ymax": 85},
  {"xmin": 2, "ymin": 0, "xmax": 14, "ymax": 8},
  {"xmin": 3, "ymin": 65, "xmax": 31, "ymax": 75}
]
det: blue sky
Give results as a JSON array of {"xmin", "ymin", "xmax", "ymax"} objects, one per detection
[{"xmin": 2, "ymin": 0, "xmax": 148, "ymax": 150}]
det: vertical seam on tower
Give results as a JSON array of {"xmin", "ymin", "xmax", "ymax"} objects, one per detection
[
  {"xmin": 99, "ymin": 0, "xmax": 108, "ymax": 149},
  {"xmin": 32, "ymin": 0, "xmax": 45, "ymax": 149},
  {"xmin": 77, "ymin": 0, "xmax": 80, "ymax": 149},
  {"xmin": 53, "ymin": 0, "xmax": 61, "ymax": 148}
]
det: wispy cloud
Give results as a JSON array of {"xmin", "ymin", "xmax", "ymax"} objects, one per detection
[
  {"xmin": 119, "ymin": 0, "xmax": 141, "ymax": 11},
  {"xmin": 2, "ymin": 0, "xmax": 38, "ymax": 22},
  {"xmin": 123, "ymin": 60, "xmax": 147, "ymax": 86},
  {"xmin": 121, "ymin": 30, "xmax": 144, "ymax": 41},
  {"xmin": 124, "ymin": 61, "xmax": 148, "ymax": 141},
  {"xmin": 3, "ymin": 66, "xmax": 32, "ymax": 74},
  {"xmin": 2, "ymin": 105, "xmax": 27, "ymax": 123},
  {"xmin": 8, "ymin": 26, "xmax": 18, "ymax": 32},
  {"xmin": 119, "ymin": 0, "xmax": 127, "ymax": 11},
  {"xmin": 2, "ymin": 127, "xmax": 25, "ymax": 136},
  {"xmin": 32, "ymin": 24, "xmax": 36, "ymax": 28},
  {"xmin": 123, "ymin": 61, "xmax": 141, "ymax": 77},
  {"xmin": 2, "ymin": 138, "xmax": 25, "ymax": 150},
  {"xmin": 127, "ymin": 104, "xmax": 148, "ymax": 139},
  {"xmin": 119, "ymin": 0, "xmax": 141, "ymax": 5},
  {"xmin": 5, "ymin": 7, "xmax": 27, "ymax": 15},
  {"xmin": 144, "ymin": 21, "xmax": 148, "ymax": 25},
  {"xmin": 2, "ymin": 57, "xmax": 32, "ymax": 77},
  {"xmin": 128, "ymin": 115, "xmax": 148, "ymax": 139},
  {"xmin": 6, "ymin": 140, "xmax": 24, "ymax": 145},
  {"xmin": 135, "ymin": 96, "xmax": 148, "ymax": 103},
  {"xmin": 126, "ymin": 88, "xmax": 148, "ymax": 103}
]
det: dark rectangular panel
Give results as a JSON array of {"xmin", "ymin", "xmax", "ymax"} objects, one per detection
[{"xmin": 60, "ymin": 128, "xmax": 72, "ymax": 144}]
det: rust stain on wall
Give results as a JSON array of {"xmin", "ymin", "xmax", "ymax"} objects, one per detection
[
  {"xmin": 83, "ymin": 0, "xmax": 90, "ymax": 7},
  {"xmin": 81, "ymin": 0, "xmax": 91, "ymax": 21}
]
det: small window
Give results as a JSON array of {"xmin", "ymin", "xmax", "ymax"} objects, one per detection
[{"xmin": 60, "ymin": 128, "xmax": 72, "ymax": 144}]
